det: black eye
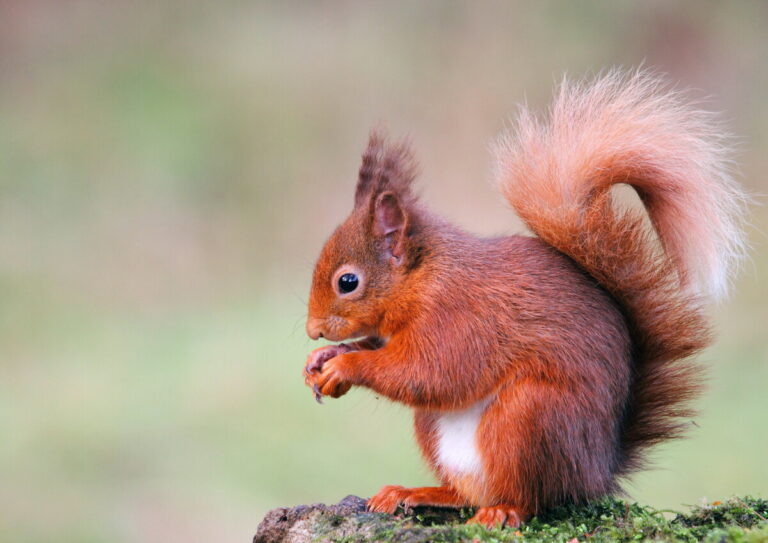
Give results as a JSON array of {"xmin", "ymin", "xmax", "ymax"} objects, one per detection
[{"xmin": 338, "ymin": 273, "xmax": 359, "ymax": 294}]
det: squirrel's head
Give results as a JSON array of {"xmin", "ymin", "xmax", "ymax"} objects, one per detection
[{"xmin": 306, "ymin": 130, "xmax": 424, "ymax": 342}]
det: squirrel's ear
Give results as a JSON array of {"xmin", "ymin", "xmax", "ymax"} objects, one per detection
[{"xmin": 374, "ymin": 191, "xmax": 408, "ymax": 263}]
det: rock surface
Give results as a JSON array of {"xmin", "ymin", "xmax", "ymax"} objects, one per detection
[
  {"xmin": 254, "ymin": 495, "xmax": 471, "ymax": 543},
  {"xmin": 254, "ymin": 495, "xmax": 768, "ymax": 543}
]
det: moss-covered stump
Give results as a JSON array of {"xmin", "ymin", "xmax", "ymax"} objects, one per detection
[{"xmin": 254, "ymin": 495, "xmax": 768, "ymax": 543}]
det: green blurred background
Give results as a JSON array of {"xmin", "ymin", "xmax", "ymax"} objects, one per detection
[{"xmin": 1, "ymin": 2, "xmax": 766, "ymax": 542}]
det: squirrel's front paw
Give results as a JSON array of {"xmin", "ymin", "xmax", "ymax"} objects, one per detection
[
  {"xmin": 304, "ymin": 356, "xmax": 354, "ymax": 401},
  {"xmin": 304, "ymin": 344, "xmax": 351, "ymax": 377}
]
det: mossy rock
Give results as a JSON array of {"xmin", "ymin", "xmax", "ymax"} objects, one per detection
[{"xmin": 254, "ymin": 495, "xmax": 768, "ymax": 543}]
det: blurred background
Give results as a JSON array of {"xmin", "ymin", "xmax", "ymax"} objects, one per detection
[{"xmin": 1, "ymin": 1, "xmax": 766, "ymax": 542}]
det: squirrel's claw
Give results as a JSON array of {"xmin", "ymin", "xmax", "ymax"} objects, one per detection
[
  {"xmin": 313, "ymin": 383, "xmax": 324, "ymax": 404},
  {"xmin": 306, "ymin": 357, "xmax": 323, "ymax": 375}
]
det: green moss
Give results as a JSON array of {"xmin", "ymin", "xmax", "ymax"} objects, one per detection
[{"xmin": 348, "ymin": 496, "xmax": 768, "ymax": 543}]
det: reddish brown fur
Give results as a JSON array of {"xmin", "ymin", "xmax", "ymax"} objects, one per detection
[{"xmin": 303, "ymin": 71, "xmax": 744, "ymax": 527}]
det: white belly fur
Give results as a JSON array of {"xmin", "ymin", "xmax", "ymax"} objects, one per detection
[{"xmin": 435, "ymin": 396, "xmax": 493, "ymax": 475}]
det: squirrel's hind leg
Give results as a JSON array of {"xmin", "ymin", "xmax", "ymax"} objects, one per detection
[{"xmin": 367, "ymin": 485, "xmax": 467, "ymax": 514}]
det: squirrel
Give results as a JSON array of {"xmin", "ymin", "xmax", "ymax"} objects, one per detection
[{"xmin": 302, "ymin": 70, "xmax": 747, "ymax": 528}]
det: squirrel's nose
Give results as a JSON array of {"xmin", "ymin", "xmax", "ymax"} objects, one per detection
[{"xmin": 306, "ymin": 317, "xmax": 325, "ymax": 340}]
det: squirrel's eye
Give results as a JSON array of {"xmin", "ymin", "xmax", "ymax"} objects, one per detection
[{"xmin": 338, "ymin": 273, "xmax": 359, "ymax": 294}]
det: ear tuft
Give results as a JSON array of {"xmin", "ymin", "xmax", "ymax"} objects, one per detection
[{"xmin": 354, "ymin": 129, "xmax": 419, "ymax": 208}]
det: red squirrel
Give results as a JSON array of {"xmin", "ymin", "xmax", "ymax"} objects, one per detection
[{"xmin": 302, "ymin": 71, "xmax": 747, "ymax": 528}]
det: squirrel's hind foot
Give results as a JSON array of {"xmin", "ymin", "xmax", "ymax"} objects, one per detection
[
  {"xmin": 367, "ymin": 485, "xmax": 466, "ymax": 514},
  {"xmin": 467, "ymin": 505, "xmax": 526, "ymax": 528}
]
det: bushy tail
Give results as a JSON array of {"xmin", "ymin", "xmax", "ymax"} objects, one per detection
[{"xmin": 494, "ymin": 70, "xmax": 747, "ymax": 475}]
